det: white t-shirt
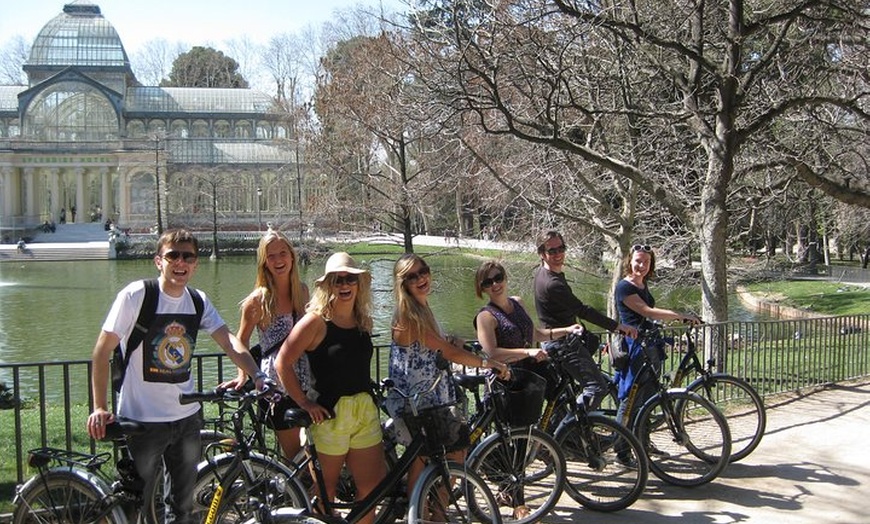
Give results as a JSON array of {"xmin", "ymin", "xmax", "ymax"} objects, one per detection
[{"xmin": 102, "ymin": 279, "xmax": 224, "ymax": 422}]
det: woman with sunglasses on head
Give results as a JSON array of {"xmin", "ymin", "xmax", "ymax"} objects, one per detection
[
  {"xmin": 613, "ymin": 244, "xmax": 700, "ymax": 427},
  {"xmin": 275, "ymin": 252, "xmax": 385, "ymax": 524},
  {"xmin": 387, "ymin": 254, "xmax": 509, "ymax": 497},
  {"xmin": 223, "ymin": 229, "xmax": 310, "ymax": 460}
]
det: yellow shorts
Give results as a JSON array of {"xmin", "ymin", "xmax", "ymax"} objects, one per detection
[{"xmin": 308, "ymin": 391, "xmax": 383, "ymax": 456}]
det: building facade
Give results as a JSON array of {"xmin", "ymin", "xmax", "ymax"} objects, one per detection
[{"xmin": 0, "ymin": 1, "xmax": 302, "ymax": 239}]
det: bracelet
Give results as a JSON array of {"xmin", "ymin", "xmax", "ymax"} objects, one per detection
[
  {"xmin": 549, "ymin": 328, "xmax": 553, "ymax": 340},
  {"xmin": 480, "ymin": 357, "xmax": 489, "ymax": 369},
  {"xmin": 254, "ymin": 371, "xmax": 268, "ymax": 381}
]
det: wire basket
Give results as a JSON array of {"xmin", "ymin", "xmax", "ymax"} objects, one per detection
[
  {"xmin": 492, "ymin": 368, "xmax": 547, "ymax": 427},
  {"xmin": 403, "ymin": 403, "xmax": 469, "ymax": 455}
]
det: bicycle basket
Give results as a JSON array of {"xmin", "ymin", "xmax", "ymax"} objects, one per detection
[
  {"xmin": 492, "ymin": 368, "xmax": 547, "ymax": 427},
  {"xmin": 404, "ymin": 404, "xmax": 469, "ymax": 455}
]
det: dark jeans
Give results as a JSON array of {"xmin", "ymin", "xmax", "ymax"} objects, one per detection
[
  {"xmin": 127, "ymin": 411, "xmax": 203, "ymax": 524},
  {"xmin": 542, "ymin": 339, "xmax": 609, "ymax": 410}
]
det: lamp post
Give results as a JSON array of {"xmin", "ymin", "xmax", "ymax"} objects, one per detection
[
  {"xmin": 154, "ymin": 136, "xmax": 164, "ymax": 235},
  {"xmin": 256, "ymin": 186, "xmax": 263, "ymax": 231}
]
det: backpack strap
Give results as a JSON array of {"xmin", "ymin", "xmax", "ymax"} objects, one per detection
[{"xmin": 121, "ymin": 278, "xmax": 159, "ymax": 371}]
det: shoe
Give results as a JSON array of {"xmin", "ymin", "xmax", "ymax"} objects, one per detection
[
  {"xmin": 617, "ymin": 454, "xmax": 638, "ymax": 469},
  {"xmin": 647, "ymin": 443, "xmax": 670, "ymax": 457}
]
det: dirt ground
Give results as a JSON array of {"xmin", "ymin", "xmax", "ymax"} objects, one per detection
[{"xmin": 545, "ymin": 378, "xmax": 870, "ymax": 524}]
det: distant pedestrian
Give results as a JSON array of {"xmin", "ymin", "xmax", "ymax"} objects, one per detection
[{"xmin": 59, "ymin": 208, "xmax": 66, "ymax": 224}]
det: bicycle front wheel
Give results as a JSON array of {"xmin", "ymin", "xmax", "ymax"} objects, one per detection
[
  {"xmin": 555, "ymin": 413, "xmax": 648, "ymax": 512},
  {"xmin": 686, "ymin": 373, "xmax": 766, "ymax": 462},
  {"xmin": 192, "ymin": 452, "xmax": 310, "ymax": 523},
  {"xmin": 13, "ymin": 469, "xmax": 125, "ymax": 524},
  {"xmin": 467, "ymin": 427, "xmax": 564, "ymax": 524},
  {"xmin": 634, "ymin": 390, "xmax": 731, "ymax": 487},
  {"xmin": 408, "ymin": 461, "xmax": 502, "ymax": 524}
]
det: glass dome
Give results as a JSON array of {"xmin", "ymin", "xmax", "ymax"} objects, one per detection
[{"xmin": 27, "ymin": 1, "xmax": 130, "ymax": 69}]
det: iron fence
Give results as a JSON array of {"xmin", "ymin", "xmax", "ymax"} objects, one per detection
[{"xmin": 2, "ymin": 316, "xmax": 868, "ymax": 485}]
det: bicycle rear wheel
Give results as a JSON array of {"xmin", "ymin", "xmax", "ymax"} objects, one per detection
[
  {"xmin": 408, "ymin": 461, "xmax": 502, "ymax": 524},
  {"xmin": 467, "ymin": 427, "xmax": 564, "ymax": 524},
  {"xmin": 192, "ymin": 452, "xmax": 309, "ymax": 523},
  {"xmin": 13, "ymin": 469, "xmax": 125, "ymax": 524},
  {"xmin": 686, "ymin": 374, "xmax": 766, "ymax": 462},
  {"xmin": 634, "ymin": 390, "xmax": 731, "ymax": 487},
  {"xmin": 555, "ymin": 414, "xmax": 648, "ymax": 511}
]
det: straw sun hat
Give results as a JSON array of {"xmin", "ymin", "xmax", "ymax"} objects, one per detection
[{"xmin": 315, "ymin": 252, "xmax": 368, "ymax": 283}]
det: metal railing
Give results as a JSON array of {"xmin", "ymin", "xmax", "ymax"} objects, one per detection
[{"xmin": 2, "ymin": 315, "xmax": 869, "ymax": 485}]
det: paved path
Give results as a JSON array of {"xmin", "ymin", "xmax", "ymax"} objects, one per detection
[{"xmin": 546, "ymin": 379, "xmax": 870, "ymax": 524}]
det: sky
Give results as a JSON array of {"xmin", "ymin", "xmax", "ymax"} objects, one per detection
[{"xmin": 0, "ymin": 0, "xmax": 408, "ymax": 54}]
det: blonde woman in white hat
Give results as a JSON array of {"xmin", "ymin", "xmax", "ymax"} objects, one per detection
[{"xmin": 275, "ymin": 252, "xmax": 385, "ymax": 524}]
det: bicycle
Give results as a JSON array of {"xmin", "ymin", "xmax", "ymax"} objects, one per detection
[
  {"xmin": 536, "ymin": 335, "xmax": 649, "ymax": 511},
  {"xmin": 616, "ymin": 324, "xmax": 732, "ymax": 487},
  {"xmin": 667, "ymin": 323, "xmax": 767, "ymax": 462},
  {"xmin": 250, "ymin": 367, "xmax": 503, "ymax": 524},
  {"xmin": 453, "ymin": 366, "xmax": 565, "ymax": 524},
  {"xmin": 12, "ymin": 420, "xmax": 153, "ymax": 524},
  {"xmin": 181, "ymin": 387, "xmax": 311, "ymax": 524}
]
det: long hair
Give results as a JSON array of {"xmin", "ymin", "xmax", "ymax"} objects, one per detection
[
  {"xmin": 621, "ymin": 247, "xmax": 657, "ymax": 284},
  {"xmin": 308, "ymin": 270, "xmax": 374, "ymax": 333},
  {"xmin": 241, "ymin": 230, "xmax": 306, "ymax": 327},
  {"xmin": 391, "ymin": 254, "xmax": 438, "ymax": 341}
]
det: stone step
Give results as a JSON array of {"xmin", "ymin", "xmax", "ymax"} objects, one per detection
[{"xmin": 0, "ymin": 242, "xmax": 110, "ymax": 262}]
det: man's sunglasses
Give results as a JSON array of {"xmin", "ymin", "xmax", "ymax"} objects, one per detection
[
  {"xmin": 162, "ymin": 250, "xmax": 198, "ymax": 263},
  {"xmin": 481, "ymin": 272, "xmax": 505, "ymax": 289},
  {"xmin": 632, "ymin": 244, "xmax": 652, "ymax": 253},
  {"xmin": 545, "ymin": 245, "xmax": 567, "ymax": 256},
  {"xmin": 404, "ymin": 266, "xmax": 431, "ymax": 282},
  {"xmin": 333, "ymin": 274, "xmax": 360, "ymax": 286}
]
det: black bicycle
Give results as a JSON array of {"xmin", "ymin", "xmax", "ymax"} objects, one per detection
[
  {"xmin": 667, "ymin": 323, "xmax": 766, "ymax": 462},
  {"xmin": 249, "ymin": 369, "xmax": 503, "ymax": 524},
  {"xmin": 454, "ymin": 366, "xmax": 566, "ymax": 524},
  {"xmin": 536, "ymin": 335, "xmax": 649, "ymax": 511},
  {"xmin": 617, "ymin": 324, "xmax": 732, "ymax": 487},
  {"xmin": 13, "ymin": 421, "xmax": 152, "ymax": 524}
]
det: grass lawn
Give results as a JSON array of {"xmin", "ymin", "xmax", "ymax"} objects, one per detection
[{"xmin": 742, "ymin": 279, "xmax": 870, "ymax": 316}]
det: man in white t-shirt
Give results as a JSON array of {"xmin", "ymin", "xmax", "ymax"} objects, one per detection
[{"xmin": 86, "ymin": 229, "xmax": 266, "ymax": 524}]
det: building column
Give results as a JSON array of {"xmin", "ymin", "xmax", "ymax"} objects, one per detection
[
  {"xmin": 99, "ymin": 167, "xmax": 112, "ymax": 222},
  {"xmin": 1, "ymin": 167, "xmax": 16, "ymax": 228},
  {"xmin": 49, "ymin": 168, "xmax": 60, "ymax": 223},
  {"xmin": 24, "ymin": 168, "xmax": 36, "ymax": 226},
  {"xmin": 118, "ymin": 167, "xmax": 130, "ymax": 226},
  {"xmin": 74, "ymin": 168, "xmax": 85, "ymax": 224}
]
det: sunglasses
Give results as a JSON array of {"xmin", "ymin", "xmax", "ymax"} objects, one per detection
[
  {"xmin": 333, "ymin": 273, "xmax": 360, "ymax": 286},
  {"xmin": 480, "ymin": 272, "xmax": 505, "ymax": 289},
  {"xmin": 404, "ymin": 266, "xmax": 431, "ymax": 283},
  {"xmin": 545, "ymin": 244, "xmax": 567, "ymax": 256},
  {"xmin": 162, "ymin": 250, "xmax": 198, "ymax": 263},
  {"xmin": 632, "ymin": 244, "xmax": 652, "ymax": 253}
]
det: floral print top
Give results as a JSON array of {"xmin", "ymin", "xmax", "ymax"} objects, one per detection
[
  {"xmin": 384, "ymin": 339, "xmax": 455, "ymax": 418},
  {"xmin": 258, "ymin": 312, "xmax": 310, "ymax": 393}
]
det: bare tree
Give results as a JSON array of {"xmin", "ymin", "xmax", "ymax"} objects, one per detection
[
  {"xmin": 404, "ymin": 0, "xmax": 870, "ymax": 322},
  {"xmin": 131, "ymin": 38, "xmax": 185, "ymax": 86},
  {"xmin": 0, "ymin": 35, "xmax": 29, "ymax": 85}
]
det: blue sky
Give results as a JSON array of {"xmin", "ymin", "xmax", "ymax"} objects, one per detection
[{"xmin": 0, "ymin": 0, "xmax": 407, "ymax": 53}]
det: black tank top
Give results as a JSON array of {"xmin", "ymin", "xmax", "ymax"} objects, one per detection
[{"xmin": 307, "ymin": 320, "xmax": 374, "ymax": 410}]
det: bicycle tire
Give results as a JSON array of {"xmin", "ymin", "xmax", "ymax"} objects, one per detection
[
  {"xmin": 467, "ymin": 427, "xmax": 565, "ymax": 524},
  {"xmin": 686, "ymin": 373, "xmax": 766, "ymax": 462},
  {"xmin": 407, "ymin": 461, "xmax": 502, "ymax": 524},
  {"xmin": 13, "ymin": 468, "xmax": 125, "ymax": 524},
  {"xmin": 633, "ymin": 389, "xmax": 731, "ymax": 487},
  {"xmin": 555, "ymin": 414, "xmax": 648, "ymax": 512},
  {"xmin": 192, "ymin": 452, "xmax": 310, "ymax": 523}
]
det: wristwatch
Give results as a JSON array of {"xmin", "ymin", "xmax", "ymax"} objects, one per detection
[
  {"xmin": 254, "ymin": 371, "xmax": 268, "ymax": 382},
  {"xmin": 480, "ymin": 357, "xmax": 489, "ymax": 369}
]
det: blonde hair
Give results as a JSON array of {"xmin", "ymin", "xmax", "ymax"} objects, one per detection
[
  {"xmin": 241, "ymin": 230, "xmax": 306, "ymax": 327},
  {"xmin": 308, "ymin": 270, "xmax": 374, "ymax": 333},
  {"xmin": 391, "ymin": 254, "xmax": 438, "ymax": 341}
]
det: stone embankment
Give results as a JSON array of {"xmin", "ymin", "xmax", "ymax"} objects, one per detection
[{"xmin": 735, "ymin": 285, "xmax": 828, "ymax": 320}]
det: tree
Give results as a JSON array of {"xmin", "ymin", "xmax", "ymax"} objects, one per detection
[
  {"xmin": 131, "ymin": 38, "xmax": 185, "ymax": 86},
  {"xmin": 405, "ymin": 0, "xmax": 870, "ymax": 322},
  {"xmin": 0, "ymin": 35, "xmax": 28, "ymax": 85},
  {"xmin": 163, "ymin": 46, "xmax": 249, "ymax": 88}
]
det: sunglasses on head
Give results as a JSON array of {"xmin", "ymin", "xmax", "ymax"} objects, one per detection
[
  {"xmin": 333, "ymin": 273, "xmax": 360, "ymax": 286},
  {"xmin": 162, "ymin": 250, "xmax": 198, "ymax": 263},
  {"xmin": 480, "ymin": 272, "xmax": 505, "ymax": 289},
  {"xmin": 632, "ymin": 244, "xmax": 652, "ymax": 253},
  {"xmin": 404, "ymin": 265, "xmax": 431, "ymax": 283},
  {"xmin": 545, "ymin": 244, "xmax": 567, "ymax": 256}
]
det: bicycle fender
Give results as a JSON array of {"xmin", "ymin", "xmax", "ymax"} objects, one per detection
[{"xmin": 14, "ymin": 467, "xmax": 126, "ymax": 523}]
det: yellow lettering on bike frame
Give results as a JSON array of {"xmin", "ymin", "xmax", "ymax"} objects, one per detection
[{"xmin": 205, "ymin": 484, "xmax": 224, "ymax": 524}]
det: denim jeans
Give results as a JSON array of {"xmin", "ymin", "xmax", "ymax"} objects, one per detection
[{"xmin": 126, "ymin": 411, "xmax": 203, "ymax": 524}]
